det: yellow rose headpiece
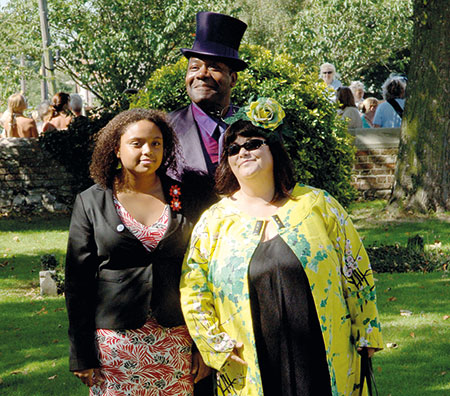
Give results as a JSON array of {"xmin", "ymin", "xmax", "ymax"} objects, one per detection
[{"xmin": 226, "ymin": 97, "xmax": 286, "ymax": 134}]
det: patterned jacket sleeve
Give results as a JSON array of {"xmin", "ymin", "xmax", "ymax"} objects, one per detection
[
  {"xmin": 180, "ymin": 211, "xmax": 236, "ymax": 371},
  {"xmin": 324, "ymin": 192, "xmax": 383, "ymax": 350}
]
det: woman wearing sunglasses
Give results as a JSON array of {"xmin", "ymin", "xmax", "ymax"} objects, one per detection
[
  {"xmin": 180, "ymin": 98, "xmax": 383, "ymax": 396},
  {"xmin": 320, "ymin": 62, "xmax": 342, "ymax": 90}
]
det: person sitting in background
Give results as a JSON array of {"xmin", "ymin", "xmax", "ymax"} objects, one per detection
[
  {"xmin": 1, "ymin": 93, "xmax": 38, "ymax": 138},
  {"xmin": 69, "ymin": 93, "xmax": 86, "ymax": 119},
  {"xmin": 360, "ymin": 97, "xmax": 379, "ymax": 128},
  {"xmin": 373, "ymin": 76, "xmax": 406, "ymax": 128},
  {"xmin": 336, "ymin": 86, "xmax": 363, "ymax": 129},
  {"xmin": 349, "ymin": 80, "xmax": 365, "ymax": 108},
  {"xmin": 42, "ymin": 92, "xmax": 73, "ymax": 133}
]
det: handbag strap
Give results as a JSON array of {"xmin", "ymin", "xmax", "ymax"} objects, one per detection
[
  {"xmin": 359, "ymin": 348, "xmax": 378, "ymax": 396},
  {"xmin": 387, "ymin": 98, "xmax": 403, "ymax": 118}
]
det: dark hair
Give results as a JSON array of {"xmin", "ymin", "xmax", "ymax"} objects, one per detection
[
  {"xmin": 51, "ymin": 92, "xmax": 71, "ymax": 115},
  {"xmin": 383, "ymin": 77, "xmax": 406, "ymax": 100},
  {"xmin": 336, "ymin": 86, "xmax": 356, "ymax": 108},
  {"xmin": 90, "ymin": 108, "xmax": 180, "ymax": 189},
  {"xmin": 215, "ymin": 120, "xmax": 295, "ymax": 202}
]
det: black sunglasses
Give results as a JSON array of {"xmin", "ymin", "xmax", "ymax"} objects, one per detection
[
  {"xmin": 322, "ymin": 71, "xmax": 333, "ymax": 74},
  {"xmin": 227, "ymin": 139, "xmax": 267, "ymax": 156}
]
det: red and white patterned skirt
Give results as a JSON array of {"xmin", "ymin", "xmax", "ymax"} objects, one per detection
[{"xmin": 90, "ymin": 316, "xmax": 194, "ymax": 396}]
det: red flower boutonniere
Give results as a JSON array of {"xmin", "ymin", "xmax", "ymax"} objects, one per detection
[{"xmin": 169, "ymin": 184, "xmax": 182, "ymax": 212}]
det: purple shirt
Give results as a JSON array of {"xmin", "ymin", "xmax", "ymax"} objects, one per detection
[{"xmin": 191, "ymin": 103, "xmax": 232, "ymax": 164}]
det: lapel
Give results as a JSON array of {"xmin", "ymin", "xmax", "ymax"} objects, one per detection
[
  {"xmin": 175, "ymin": 105, "xmax": 208, "ymax": 173},
  {"xmin": 98, "ymin": 185, "xmax": 139, "ymax": 242}
]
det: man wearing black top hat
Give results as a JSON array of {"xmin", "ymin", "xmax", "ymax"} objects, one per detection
[{"xmin": 169, "ymin": 12, "xmax": 248, "ymax": 177}]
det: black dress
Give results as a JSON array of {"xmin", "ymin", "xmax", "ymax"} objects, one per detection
[{"xmin": 248, "ymin": 235, "xmax": 332, "ymax": 396}]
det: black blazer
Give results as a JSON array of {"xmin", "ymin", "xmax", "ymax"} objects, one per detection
[{"xmin": 65, "ymin": 173, "xmax": 216, "ymax": 371}]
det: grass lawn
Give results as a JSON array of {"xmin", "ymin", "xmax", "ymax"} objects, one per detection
[
  {"xmin": 348, "ymin": 200, "xmax": 450, "ymax": 250},
  {"xmin": 0, "ymin": 203, "xmax": 449, "ymax": 395}
]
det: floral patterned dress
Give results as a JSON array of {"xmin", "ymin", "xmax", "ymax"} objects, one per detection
[{"xmin": 90, "ymin": 198, "xmax": 194, "ymax": 396}]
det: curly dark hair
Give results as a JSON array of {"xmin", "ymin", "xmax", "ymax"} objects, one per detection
[
  {"xmin": 90, "ymin": 108, "xmax": 180, "ymax": 189},
  {"xmin": 215, "ymin": 120, "xmax": 295, "ymax": 202}
]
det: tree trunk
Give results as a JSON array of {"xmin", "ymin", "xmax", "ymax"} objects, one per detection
[{"xmin": 390, "ymin": 0, "xmax": 450, "ymax": 212}]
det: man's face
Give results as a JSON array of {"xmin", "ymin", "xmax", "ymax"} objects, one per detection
[{"xmin": 185, "ymin": 57, "xmax": 237, "ymax": 111}]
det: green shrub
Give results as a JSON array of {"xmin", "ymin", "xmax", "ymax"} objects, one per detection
[
  {"xmin": 40, "ymin": 254, "xmax": 65, "ymax": 294},
  {"xmin": 39, "ymin": 109, "xmax": 118, "ymax": 196},
  {"xmin": 131, "ymin": 44, "xmax": 356, "ymax": 206},
  {"xmin": 40, "ymin": 254, "xmax": 58, "ymax": 271},
  {"xmin": 367, "ymin": 238, "xmax": 450, "ymax": 273}
]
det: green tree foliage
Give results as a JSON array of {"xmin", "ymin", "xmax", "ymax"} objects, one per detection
[
  {"xmin": 236, "ymin": 0, "xmax": 413, "ymax": 92},
  {"xmin": 132, "ymin": 44, "xmax": 356, "ymax": 206},
  {"xmin": 283, "ymin": 0, "xmax": 413, "ymax": 90},
  {"xmin": 0, "ymin": 0, "xmax": 414, "ymax": 108},
  {"xmin": 0, "ymin": 0, "xmax": 42, "ymax": 107},
  {"xmin": 48, "ymin": 0, "xmax": 236, "ymax": 106},
  {"xmin": 234, "ymin": 0, "xmax": 302, "ymax": 51}
]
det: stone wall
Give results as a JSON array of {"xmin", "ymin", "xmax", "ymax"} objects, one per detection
[
  {"xmin": 349, "ymin": 128, "xmax": 401, "ymax": 199},
  {"xmin": 0, "ymin": 138, "xmax": 74, "ymax": 215},
  {"xmin": 0, "ymin": 129, "xmax": 401, "ymax": 215}
]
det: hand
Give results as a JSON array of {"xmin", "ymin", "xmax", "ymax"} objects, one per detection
[
  {"xmin": 191, "ymin": 349, "xmax": 212, "ymax": 383},
  {"xmin": 73, "ymin": 368, "xmax": 102, "ymax": 387},
  {"xmin": 357, "ymin": 347, "xmax": 377, "ymax": 358},
  {"xmin": 228, "ymin": 342, "xmax": 248, "ymax": 366}
]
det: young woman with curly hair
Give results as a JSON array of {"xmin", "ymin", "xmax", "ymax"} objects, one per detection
[{"xmin": 65, "ymin": 108, "xmax": 216, "ymax": 396}]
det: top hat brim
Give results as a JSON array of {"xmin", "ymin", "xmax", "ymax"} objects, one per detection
[{"xmin": 181, "ymin": 48, "xmax": 248, "ymax": 72}]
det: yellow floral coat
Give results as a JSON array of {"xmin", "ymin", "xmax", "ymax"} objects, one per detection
[{"xmin": 180, "ymin": 185, "xmax": 383, "ymax": 396}]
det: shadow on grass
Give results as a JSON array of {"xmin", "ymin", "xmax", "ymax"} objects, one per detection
[
  {"xmin": 0, "ymin": 298, "xmax": 85, "ymax": 396},
  {"xmin": 374, "ymin": 335, "xmax": 450, "ymax": 396},
  {"xmin": 0, "ymin": 252, "xmax": 66, "ymax": 283},
  {"xmin": 374, "ymin": 273, "xmax": 450, "ymax": 396},
  {"xmin": 0, "ymin": 215, "xmax": 70, "ymax": 233}
]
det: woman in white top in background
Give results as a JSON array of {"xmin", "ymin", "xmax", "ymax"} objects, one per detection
[{"xmin": 336, "ymin": 86, "xmax": 363, "ymax": 129}]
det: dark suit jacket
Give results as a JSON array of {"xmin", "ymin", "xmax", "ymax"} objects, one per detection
[
  {"xmin": 169, "ymin": 105, "xmax": 212, "ymax": 175},
  {"xmin": 65, "ymin": 174, "xmax": 215, "ymax": 372}
]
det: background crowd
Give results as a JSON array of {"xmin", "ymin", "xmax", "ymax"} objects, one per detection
[
  {"xmin": 319, "ymin": 62, "xmax": 407, "ymax": 129},
  {"xmin": 0, "ymin": 61, "xmax": 407, "ymax": 141},
  {"xmin": 0, "ymin": 91, "xmax": 86, "ymax": 138}
]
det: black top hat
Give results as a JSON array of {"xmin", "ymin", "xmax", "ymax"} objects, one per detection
[{"xmin": 181, "ymin": 12, "xmax": 248, "ymax": 71}]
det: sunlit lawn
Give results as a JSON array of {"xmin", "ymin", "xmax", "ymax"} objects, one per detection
[
  {"xmin": 0, "ymin": 203, "xmax": 449, "ymax": 395},
  {"xmin": 0, "ymin": 215, "xmax": 84, "ymax": 395},
  {"xmin": 349, "ymin": 199, "xmax": 450, "ymax": 250}
]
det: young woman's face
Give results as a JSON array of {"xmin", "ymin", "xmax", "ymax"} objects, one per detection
[
  {"xmin": 227, "ymin": 135, "xmax": 273, "ymax": 183},
  {"xmin": 116, "ymin": 120, "xmax": 164, "ymax": 177}
]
